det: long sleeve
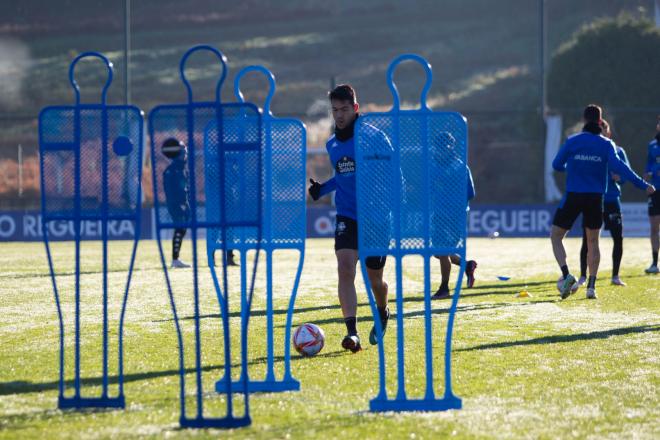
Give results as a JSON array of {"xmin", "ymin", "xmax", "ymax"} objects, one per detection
[
  {"xmin": 319, "ymin": 177, "xmax": 337, "ymax": 197},
  {"xmin": 552, "ymin": 141, "xmax": 570, "ymax": 172},
  {"xmin": 647, "ymin": 144, "xmax": 655, "ymax": 175},
  {"xmin": 617, "ymin": 148, "xmax": 629, "ymax": 185},
  {"xmin": 607, "ymin": 145, "xmax": 648, "ymax": 190},
  {"xmin": 467, "ymin": 166, "xmax": 475, "ymax": 200}
]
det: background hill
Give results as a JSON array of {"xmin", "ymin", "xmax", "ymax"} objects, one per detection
[{"xmin": 0, "ymin": 0, "xmax": 657, "ymax": 207}]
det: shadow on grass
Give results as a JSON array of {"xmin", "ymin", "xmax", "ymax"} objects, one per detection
[
  {"xmin": 0, "ymin": 348, "xmax": 347, "ymax": 397},
  {"xmin": 0, "ymin": 266, "xmax": 166, "ymax": 281},
  {"xmin": 159, "ymin": 288, "xmax": 552, "ymax": 323},
  {"xmin": 300, "ymin": 300, "xmax": 557, "ymax": 327},
  {"xmin": 457, "ymin": 324, "xmax": 660, "ymax": 352},
  {"xmin": 466, "ymin": 280, "xmax": 551, "ymax": 291}
]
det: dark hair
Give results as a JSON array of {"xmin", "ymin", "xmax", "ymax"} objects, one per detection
[
  {"xmin": 601, "ymin": 119, "xmax": 609, "ymax": 131},
  {"xmin": 162, "ymin": 137, "xmax": 186, "ymax": 159},
  {"xmin": 583, "ymin": 104, "xmax": 602, "ymax": 123},
  {"xmin": 328, "ymin": 84, "xmax": 356, "ymax": 104}
]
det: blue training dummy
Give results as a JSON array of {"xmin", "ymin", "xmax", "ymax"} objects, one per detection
[
  {"xmin": 39, "ymin": 52, "xmax": 144, "ymax": 410},
  {"xmin": 355, "ymin": 54, "xmax": 468, "ymax": 412}
]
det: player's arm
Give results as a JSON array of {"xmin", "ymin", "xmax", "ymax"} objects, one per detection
[
  {"xmin": 613, "ymin": 148, "xmax": 630, "ymax": 185},
  {"xmin": 646, "ymin": 144, "xmax": 654, "ymax": 182},
  {"xmin": 552, "ymin": 140, "xmax": 570, "ymax": 172},
  {"xmin": 308, "ymin": 177, "xmax": 337, "ymax": 201},
  {"xmin": 607, "ymin": 143, "xmax": 651, "ymax": 192},
  {"xmin": 467, "ymin": 165, "xmax": 475, "ymax": 200}
]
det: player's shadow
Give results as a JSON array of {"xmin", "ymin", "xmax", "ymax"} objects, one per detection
[
  {"xmin": 285, "ymin": 299, "xmax": 557, "ymax": 328},
  {"xmin": 0, "ymin": 349, "xmax": 344, "ymax": 398},
  {"xmin": 163, "ymin": 294, "xmax": 497, "ymax": 325},
  {"xmin": 152, "ymin": 302, "xmax": 346, "ymax": 323},
  {"xmin": 468, "ymin": 280, "xmax": 549, "ymax": 289},
  {"xmin": 0, "ymin": 266, "xmax": 164, "ymax": 280},
  {"xmin": 460, "ymin": 280, "xmax": 550, "ymax": 296},
  {"xmin": 157, "ymin": 282, "xmax": 556, "ymax": 326},
  {"xmin": 456, "ymin": 324, "xmax": 660, "ymax": 352}
]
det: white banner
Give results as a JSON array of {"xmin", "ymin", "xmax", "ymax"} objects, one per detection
[{"xmin": 544, "ymin": 115, "xmax": 563, "ymax": 202}]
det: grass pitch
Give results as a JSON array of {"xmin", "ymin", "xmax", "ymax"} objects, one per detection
[{"xmin": 0, "ymin": 237, "xmax": 658, "ymax": 439}]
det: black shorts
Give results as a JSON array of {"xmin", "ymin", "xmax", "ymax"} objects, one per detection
[
  {"xmin": 553, "ymin": 192, "xmax": 603, "ymax": 230},
  {"xmin": 649, "ymin": 191, "xmax": 660, "ymax": 217},
  {"xmin": 603, "ymin": 201, "xmax": 622, "ymax": 232},
  {"xmin": 335, "ymin": 215, "xmax": 387, "ymax": 270}
]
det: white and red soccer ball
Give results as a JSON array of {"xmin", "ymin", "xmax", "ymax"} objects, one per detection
[{"xmin": 292, "ymin": 323, "xmax": 325, "ymax": 357}]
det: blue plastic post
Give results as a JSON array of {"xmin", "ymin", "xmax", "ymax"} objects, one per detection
[{"xmin": 355, "ymin": 53, "xmax": 467, "ymax": 412}]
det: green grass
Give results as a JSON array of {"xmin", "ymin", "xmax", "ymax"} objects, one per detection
[{"xmin": 0, "ymin": 237, "xmax": 659, "ymax": 439}]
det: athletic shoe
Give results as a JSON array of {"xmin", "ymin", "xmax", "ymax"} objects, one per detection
[
  {"xmin": 341, "ymin": 334, "xmax": 362, "ymax": 353},
  {"xmin": 645, "ymin": 264, "xmax": 659, "ymax": 274},
  {"xmin": 572, "ymin": 276, "xmax": 586, "ymax": 293},
  {"xmin": 171, "ymin": 259, "xmax": 191, "ymax": 269},
  {"xmin": 586, "ymin": 287, "xmax": 597, "ymax": 299},
  {"xmin": 559, "ymin": 274, "xmax": 577, "ymax": 299},
  {"xmin": 611, "ymin": 276, "xmax": 626, "ymax": 286},
  {"xmin": 466, "ymin": 260, "xmax": 477, "ymax": 288},
  {"xmin": 432, "ymin": 285, "xmax": 451, "ymax": 300},
  {"xmin": 369, "ymin": 308, "xmax": 390, "ymax": 345}
]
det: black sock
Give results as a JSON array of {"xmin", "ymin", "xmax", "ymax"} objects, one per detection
[
  {"xmin": 440, "ymin": 280, "xmax": 449, "ymax": 290},
  {"xmin": 377, "ymin": 306, "xmax": 389, "ymax": 322},
  {"xmin": 611, "ymin": 232, "xmax": 623, "ymax": 277},
  {"xmin": 561, "ymin": 265, "xmax": 569, "ymax": 279},
  {"xmin": 172, "ymin": 228, "xmax": 186, "ymax": 260},
  {"xmin": 345, "ymin": 317, "xmax": 357, "ymax": 336},
  {"xmin": 653, "ymin": 251, "xmax": 658, "ymax": 266},
  {"xmin": 587, "ymin": 276, "xmax": 596, "ymax": 289},
  {"xmin": 579, "ymin": 230, "xmax": 588, "ymax": 278}
]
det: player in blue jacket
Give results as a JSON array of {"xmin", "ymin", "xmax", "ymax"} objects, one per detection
[
  {"xmin": 644, "ymin": 116, "xmax": 660, "ymax": 274},
  {"xmin": 308, "ymin": 84, "xmax": 390, "ymax": 352},
  {"xmin": 551, "ymin": 105, "xmax": 655, "ymax": 300},
  {"xmin": 431, "ymin": 131, "xmax": 477, "ymax": 299},
  {"xmin": 162, "ymin": 138, "xmax": 191, "ymax": 268},
  {"xmin": 577, "ymin": 120, "xmax": 629, "ymax": 287}
]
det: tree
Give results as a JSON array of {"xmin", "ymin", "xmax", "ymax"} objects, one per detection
[{"xmin": 547, "ymin": 15, "xmax": 660, "ymax": 200}]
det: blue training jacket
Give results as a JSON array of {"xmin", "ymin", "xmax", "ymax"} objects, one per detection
[
  {"xmin": 163, "ymin": 158, "xmax": 190, "ymax": 223},
  {"xmin": 467, "ymin": 166, "xmax": 475, "ymax": 201},
  {"xmin": 319, "ymin": 126, "xmax": 475, "ymax": 219},
  {"xmin": 604, "ymin": 146, "xmax": 629, "ymax": 203},
  {"xmin": 646, "ymin": 137, "xmax": 660, "ymax": 188},
  {"xmin": 318, "ymin": 123, "xmax": 393, "ymax": 220},
  {"xmin": 552, "ymin": 131, "xmax": 648, "ymax": 193}
]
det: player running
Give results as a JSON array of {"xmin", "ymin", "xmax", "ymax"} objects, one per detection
[
  {"xmin": 644, "ymin": 116, "xmax": 660, "ymax": 274},
  {"xmin": 162, "ymin": 138, "xmax": 191, "ymax": 269},
  {"xmin": 431, "ymin": 132, "xmax": 477, "ymax": 299},
  {"xmin": 308, "ymin": 84, "xmax": 391, "ymax": 352},
  {"xmin": 551, "ymin": 105, "xmax": 655, "ymax": 300},
  {"xmin": 576, "ymin": 120, "xmax": 628, "ymax": 287}
]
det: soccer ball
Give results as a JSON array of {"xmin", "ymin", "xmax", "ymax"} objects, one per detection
[{"xmin": 292, "ymin": 323, "xmax": 325, "ymax": 357}]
